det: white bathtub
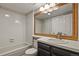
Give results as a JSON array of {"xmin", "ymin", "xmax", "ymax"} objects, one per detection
[{"xmin": 0, "ymin": 43, "xmax": 32, "ymax": 56}]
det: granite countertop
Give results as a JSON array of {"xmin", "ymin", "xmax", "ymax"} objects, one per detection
[{"xmin": 32, "ymin": 35, "xmax": 79, "ymax": 53}]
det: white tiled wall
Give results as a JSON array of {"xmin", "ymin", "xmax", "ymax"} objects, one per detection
[{"xmin": 0, "ymin": 8, "xmax": 28, "ymax": 48}]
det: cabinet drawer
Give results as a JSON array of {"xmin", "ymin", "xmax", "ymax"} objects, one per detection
[
  {"xmin": 38, "ymin": 48, "xmax": 50, "ymax": 56},
  {"xmin": 38, "ymin": 42, "xmax": 50, "ymax": 51}
]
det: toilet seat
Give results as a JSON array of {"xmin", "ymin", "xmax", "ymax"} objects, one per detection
[{"xmin": 25, "ymin": 48, "xmax": 37, "ymax": 55}]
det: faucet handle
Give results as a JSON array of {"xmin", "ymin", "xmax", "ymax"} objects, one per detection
[{"xmin": 57, "ymin": 32, "xmax": 62, "ymax": 40}]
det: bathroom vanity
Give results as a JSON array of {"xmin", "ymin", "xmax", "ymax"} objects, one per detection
[
  {"xmin": 37, "ymin": 37, "xmax": 79, "ymax": 56},
  {"xmin": 38, "ymin": 42, "xmax": 79, "ymax": 56}
]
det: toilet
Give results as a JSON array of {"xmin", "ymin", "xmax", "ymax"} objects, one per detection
[
  {"xmin": 24, "ymin": 39, "xmax": 38, "ymax": 56},
  {"xmin": 25, "ymin": 48, "xmax": 37, "ymax": 56}
]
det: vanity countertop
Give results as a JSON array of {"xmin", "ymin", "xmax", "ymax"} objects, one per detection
[
  {"xmin": 32, "ymin": 35, "xmax": 44, "ymax": 38},
  {"xmin": 34, "ymin": 35, "xmax": 79, "ymax": 53}
]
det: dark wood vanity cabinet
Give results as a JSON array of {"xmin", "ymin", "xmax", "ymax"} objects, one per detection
[
  {"xmin": 38, "ymin": 42, "xmax": 51, "ymax": 56},
  {"xmin": 38, "ymin": 42, "xmax": 79, "ymax": 56}
]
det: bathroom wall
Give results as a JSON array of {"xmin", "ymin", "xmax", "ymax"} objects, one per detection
[
  {"xmin": 25, "ymin": 12, "xmax": 33, "ymax": 44},
  {"xmin": 42, "ymin": 13, "xmax": 72, "ymax": 36},
  {"xmin": 0, "ymin": 8, "xmax": 28, "ymax": 48}
]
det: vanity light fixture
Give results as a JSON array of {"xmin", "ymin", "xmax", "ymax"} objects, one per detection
[
  {"xmin": 44, "ymin": 4, "xmax": 50, "ymax": 9},
  {"xmin": 39, "ymin": 3, "xmax": 58, "ymax": 14},
  {"xmin": 39, "ymin": 7, "xmax": 44, "ymax": 11},
  {"xmin": 53, "ymin": 6, "xmax": 59, "ymax": 10}
]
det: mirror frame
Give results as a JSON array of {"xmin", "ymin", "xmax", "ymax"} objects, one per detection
[{"xmin": 34, "ymin": 3, "xmax": 78, "ymax": 40}]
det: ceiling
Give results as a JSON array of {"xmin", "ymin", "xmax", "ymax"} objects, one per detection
[
  {"xmin": 0, "ymin": 3, "xmax": 44, "ymax": 15},
  {"xmin": 35, "ymin": 4, "xmax": 72, "ymax": 20}
]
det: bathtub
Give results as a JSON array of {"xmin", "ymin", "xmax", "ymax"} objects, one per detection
[{"xmin": 0, "ymin": 43, "xmax": 32, "ymax": 56}]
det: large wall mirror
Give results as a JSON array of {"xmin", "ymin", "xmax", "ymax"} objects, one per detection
[{"xmin": 34, "ymin": 3, "xmax": 78, "ymax": 40}]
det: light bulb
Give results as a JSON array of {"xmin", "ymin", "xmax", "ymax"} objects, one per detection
[
  {"xmin": 50, "ymin": 3, "xmax": 56, "ymax": 7},
  {"xmin": 39, "ymin": 7, "xmax": 44, "ymax": 11},
  {"xmin": 44, "ymin": 4, "xmax": 50, "ymax": 9},
  {"xmin": 53, "ymin": 6, "xmax": 58, "ymax": 10}
]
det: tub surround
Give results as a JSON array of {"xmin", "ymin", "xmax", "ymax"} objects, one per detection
[
  {"xmin": 32, "ymin": 35, "xmax": 79, "ymax": 53},
  {"xmin": 0, "ymin": 8, "xmax": 28, "ymax": 48},
  {"xmin": 0, "ymin": 43, "xmax": 32, "ymax": 56}
]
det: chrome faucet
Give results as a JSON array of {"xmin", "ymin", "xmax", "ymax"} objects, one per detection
[{"xmin": 57, "ymin": 32, "xmax": 62, "ymax": 40}]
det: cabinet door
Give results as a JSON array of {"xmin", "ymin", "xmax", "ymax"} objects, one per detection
[
  {"xmin": 38, "ymin": 42, "xmax": 51, "ymax": 56},
  {"xmin": 52, "ymin": 47, "xmax": 71, "ymax": 56},
  {"xmin": 51, "ymin": 46, "xmax": 79, "ymax": 56},
  {"xmin": 38, "ymin": 42, "xmax": 50, "ymax": 51},
  {"xmin": 38, "ymin": 48, "xmax": 50, "ymax": 56}
]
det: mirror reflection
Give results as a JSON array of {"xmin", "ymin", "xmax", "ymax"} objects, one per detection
[{"xmin": 35, "ymin": 3, "xmax": 72, "ymax": 36}]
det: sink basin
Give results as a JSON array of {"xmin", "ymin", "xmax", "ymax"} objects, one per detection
[{"xmin": 47, "ymin": 39, "xmax": 68, "ymax": 44}]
